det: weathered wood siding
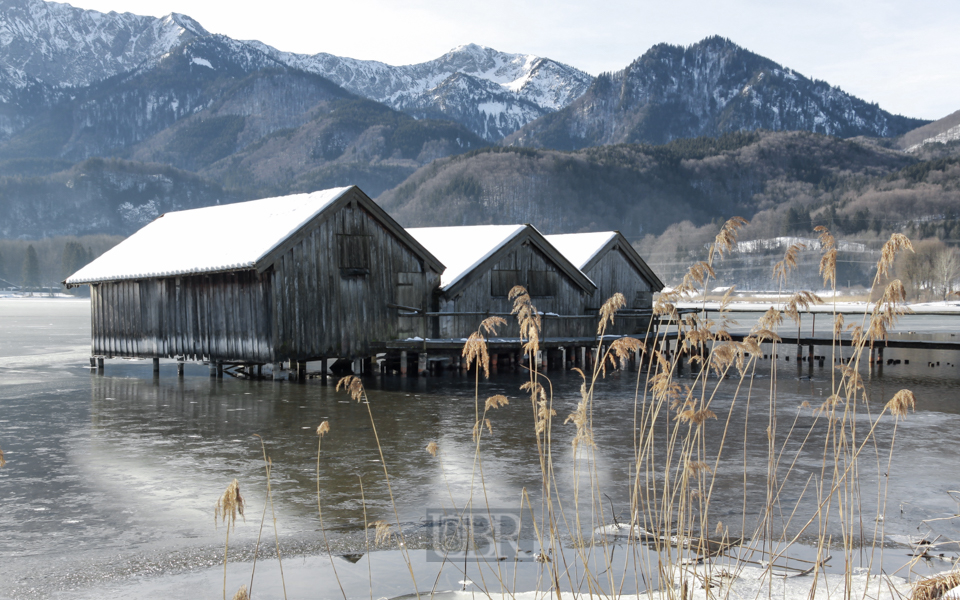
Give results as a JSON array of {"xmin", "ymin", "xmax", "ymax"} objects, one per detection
[
  {"xmin": 90, "ymin": 270, "xmax": 273, "ymax": 362},
  {"xmin": 585, "ymin": 249, "xmax": 653, "ymax": 335},
  {"xmin": 89, "ymin": 204, "xmax": 437, "ymax": 363},
  {"xmin": 437, "ymin": 243, "xmax": 590, "ymax": 339},
  {"xmin": 270, "ymin": 203, "xmax": 438, "ymax": 359}
]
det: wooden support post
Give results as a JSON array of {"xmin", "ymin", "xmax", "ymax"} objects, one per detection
[
  {"xmin": 319, "ymin": 357, "xmax": 327, "ymax": 384},
  {"xmin": 90, "ymin": 357, "xmax": 97, "ymax": 369},
  {"xmin": 297, "ymin": 360, "xmax": 307, "ymax": 381},
  {"xmin": 153, "ymin": 358, "xmax": 160, "ymax": 375},
  {"xmin": 272, "ymin": 362, "xmax": 282, "ymax": 381},
  {"xmin": 561, "ymin": 347, "xmax": 567, "ymax": 370},
  {"xmin": 257, "ymin": 364, "xmax": 262, "ymax": 377},
  {"xmin": 418, "ymin": 352, "xmax": 428, "ymax": 376},
  {"xmin": 209, "ymin": 362, "xmax": 217, "ymax": 377},
  {"xmin": 400, "ymin": 351, "xmax": 408, "ymax": 376},
  {"xmin": 578, "ymin": 347, "xmax": 585, "ymax": 369},
  {"xmin": 97, "ymin": 357, "xmax": 104, "ymax": 371},
  {"xmin": 177, "ymin": 361, "xmax": 184, "ymax": 377},
  {"xmin": 216, "ymin": 360, "xmax": 224, "ymax": 379},
  {"xmin": 491, "ymin": 353, "xmax": 498, "ymax": 374}
]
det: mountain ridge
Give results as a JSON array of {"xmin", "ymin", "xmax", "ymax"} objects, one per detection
[{"xmin": 506, "ymin": 36, "xmax": 927, "ymax": 149}]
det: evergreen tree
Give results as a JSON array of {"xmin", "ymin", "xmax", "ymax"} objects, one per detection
[
  {"xmin": 22, "ymin": 245, "xmax": 40, "ymax": 291},
  {"xmin": 61, "ymin": 241, "xmax": 88, "ymax": 279}
]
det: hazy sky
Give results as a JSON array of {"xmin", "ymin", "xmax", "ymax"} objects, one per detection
[{"xmin": 63, "ymin": 0, "xmax": 958, "ymax": 121}]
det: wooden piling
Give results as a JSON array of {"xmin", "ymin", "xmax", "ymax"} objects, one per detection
[
  {"xmin": 418, "ymin": 352, "xmax": 428, "ymax": 376},
  {"xmin": 177, "ymin": 361, "xmax": 184, "ymax": 377}
]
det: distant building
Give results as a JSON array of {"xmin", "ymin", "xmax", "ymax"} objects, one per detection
[
  {"xmin": 65, "ymin": 186, "xmax": 444, "ymax": 368},
  {"xmin": 546, "ymin": 231, "xmax": 664, "ymax": 334},
  {"xmin": 407, "ymin": 224, "xmax": 597, "ymax": 338}
]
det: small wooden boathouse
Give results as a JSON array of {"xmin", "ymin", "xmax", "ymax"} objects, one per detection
[
  {"xmin": 406, "ymin": 224, "xmax": 597, "ymax": 339},
  {"xmin": 65, "ymin": 186, "xmax": 443, "ymax": 376},
  {"xmin": 546, "ymin": 231, "xmax": 664, "ymax": 334}
]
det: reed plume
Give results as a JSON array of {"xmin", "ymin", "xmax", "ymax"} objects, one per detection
[
  {"xmin": 215, "ymin": 479, "xmax": 245, "ymax": 600},
  {"xmin": 510, "ymin": 285, "xmax": 540, "ymax": 356},
  {"xmin": 598, "ymin": 292, "xmax": 626, "ymax": 334},
  {"xmin": 0, "ymin": 445, "xmax": 5, "ymax": 468},
  {"xmin": 876, "ymin": 233, "xmax": 914, "ymax": 282},
  {"xmin": 215, "ymin": 479, "xmax": 245, "ymax": 529},
  {"xmin": 484, "ymin": 395, "xmax": 509, "ymax": 410},
  {"xmin": 815, "ymin": 226, "xmax": 838, "ymax": 288},
  {"xmin": 886, "ymin": 389, "xmax": 916, "ymax": 418},
  {"xmin": 462, "ymin": 332, "xmax": 491, "ymax": 379},
  {"xmin": 231, "ymin": 585, "xmax": 249, "ymax": 600},
  {"xmin": 425, "ymin": 441, "xmax": 439, "ymax": 457},
  {"xmin": 370, "ymin": 520, "xmax": 393, "ymax": 546},
  {"xmin": 336, "ymin": 375, "xmax": 364, "ymax": 402},
  {"xmin": 709, "ymin": 216, "xmax": 748, "ymax": 265},
  {"xmin": 773, "ymin": 242, "xmax": 805, "ymax": 285}
]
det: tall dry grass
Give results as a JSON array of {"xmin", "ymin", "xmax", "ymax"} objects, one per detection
[{"xmin": 218, "ymin": 223, "xmax": 949, "ymax": 599}]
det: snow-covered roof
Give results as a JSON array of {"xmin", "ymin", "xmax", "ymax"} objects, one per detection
[
  {"xmin": 406, "ymin": 225, "xmax": 527, "ymax": 290},
  {"xmin": 65, "ymin": 188, "xmax": 352, "ymax": 285},
  {"xmin": 545, "ymin": 232, "xmax": 618, "ymax": 270}
]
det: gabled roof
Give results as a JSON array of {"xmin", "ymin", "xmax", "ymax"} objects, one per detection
[
  {"xmin": 407, "ymin": 224, "xmax": 596, "ymax": 296},
  {"xmin": 65, "ymin": 186, "xmax": 444, "ymax": 286},
  {"xmin": 545, "ymin": 231, "xmax": 664, "ymax": 291}
]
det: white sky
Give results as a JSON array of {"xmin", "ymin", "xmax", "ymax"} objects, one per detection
[{"xmin": 62, "ymin": 0, "xmax": 958, "ymax": 121}]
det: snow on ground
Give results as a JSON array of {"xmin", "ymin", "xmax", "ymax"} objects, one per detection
[{"xmin": 390, "ymin": 566, "xmax": 912, "ymax": 600}]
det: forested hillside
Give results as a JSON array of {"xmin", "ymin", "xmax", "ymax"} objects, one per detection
[{"xmin": 380, "ymin": 131, "xmax": 914, "ymax": 237}]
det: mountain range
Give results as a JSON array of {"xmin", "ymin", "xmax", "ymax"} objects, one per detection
[{"xmin": 0, "ymin": 0, "xmax": 950, "ymax": 243}]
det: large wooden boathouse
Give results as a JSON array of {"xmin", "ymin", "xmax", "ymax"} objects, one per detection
[{"xmin": 65, "ymin": 186, "xmax": 444, "ymax": 376}]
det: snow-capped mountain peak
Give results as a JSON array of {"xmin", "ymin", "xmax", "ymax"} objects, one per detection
[{"xmin": 246, "ymin": 40, "xmax": 593, "ymax": 140}]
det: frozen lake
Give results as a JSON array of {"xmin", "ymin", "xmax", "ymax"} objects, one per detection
[{"xmin": 1, "ymin": 298, "xmax": 959, "ymax": 599}]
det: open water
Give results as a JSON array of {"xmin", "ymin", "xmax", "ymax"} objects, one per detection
[{"xmin": 1, "ymin": 298, "xmax": 960, "ymax": 599}]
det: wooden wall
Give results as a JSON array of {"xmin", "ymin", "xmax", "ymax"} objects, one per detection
[
  {"xmin": 90, "ymin": 270, "xmax": 273, "ymax": 362},
  {"xmin": 90, "ymin": 202, "xmax": 438, "ymax": 363},
  {"xmin": 270, "ymin": 202, "xmax": 438, "ymax": 360},
  {"xmin": 585, "ymin": 249, "xmax": 654, "ymax": 335},
  {"xmin": 437, "ymin": 242, "xmax": 592, "ymax": 339}
]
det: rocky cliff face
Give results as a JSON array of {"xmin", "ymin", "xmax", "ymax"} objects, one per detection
[
  {"xmin": 0, "ymin": 0, "xmax": 593, "ymax": 142},
  {"xmin": 245, "ymin": 42, "xmax": 594, "ymax": 141},
  {"xmin": 0, "ymin": 0, "xmax": 207, "ymax": 90},
  {"xmin": 507, "ymin": 37, "xmax": 927, "ymax": 150}
]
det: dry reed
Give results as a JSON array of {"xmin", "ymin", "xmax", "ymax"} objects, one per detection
[
  {"xmin": 911, "ymin": 571, "xmax": 960, "ymax": 600},
  {"xmin": 215, "ymin": 479, "xmax": 245, "ymax": 600}
]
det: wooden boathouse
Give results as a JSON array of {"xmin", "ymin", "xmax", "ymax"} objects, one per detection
[
  {"xmin": 545, "ymin": 231, "xmax": 664, "ymax": 334},
  {"xmin": 406, "ymin": 224, "xmax": 597, "ymax": 340},
  {"xmin": 64, "ymin": 186, "xmax": 444, "ymax": 378}
]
